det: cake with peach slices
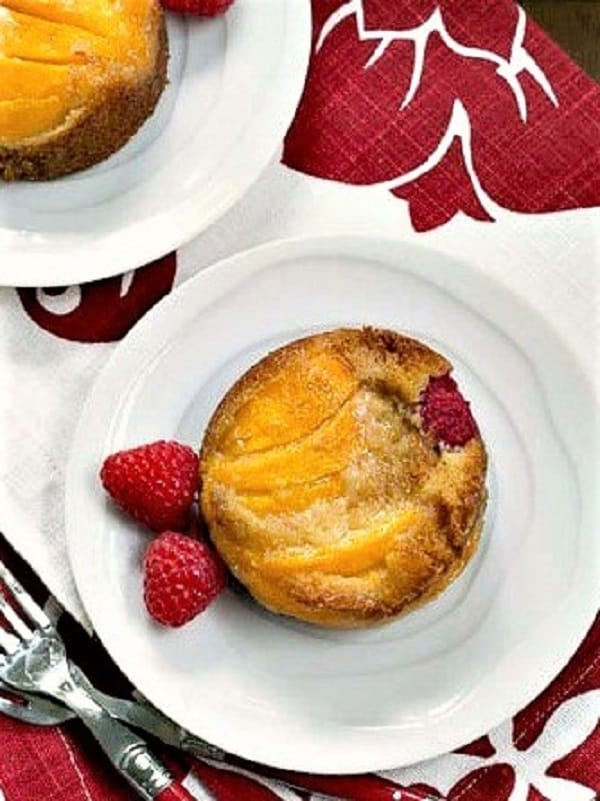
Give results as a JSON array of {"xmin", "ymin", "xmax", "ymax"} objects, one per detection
[
  {"xmin": 199, "ymin": 327, "xmax": 488, "ymax": 628},
  {"xmin": 0, "ymin": 0, "xmax": 167, "ymax": 181}
]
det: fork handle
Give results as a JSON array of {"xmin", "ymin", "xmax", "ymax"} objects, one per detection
[
  {"xmin": 119, "ymin": 744, "xmax": 196, "ymax": 801},
  {"xmin": 53, "ymin": 681, "xmax": 195, "ymax": 801}
]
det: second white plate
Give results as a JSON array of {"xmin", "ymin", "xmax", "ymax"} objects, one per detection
[
  {"xmin": 66, "ymin": 236, "xmax": 600, "ymax": 773},
  {"xmin": 0, "ymin": 1, "xmax": 310, "ymax": 287}
]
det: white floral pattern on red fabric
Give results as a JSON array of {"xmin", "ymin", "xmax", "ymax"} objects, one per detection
[
  {"xmin": 283, "ymin": 0, "xmax": 600, "ymax": 231},
  {"xmin": 384, "ymin": 691, "xmax": 600, "ymax": 801},
  {"xmin": 17, "ymin": 253, "xmax": 177, "ymax": 343},
  {"xmin": 317, "ymin": 1, "xmax": 556, "ymax": 121}
]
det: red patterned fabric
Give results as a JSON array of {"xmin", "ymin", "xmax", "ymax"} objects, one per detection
[
  {"xmin": 283, "ymin": 0, "xmax": 600, "ymax": 231},
  {"xmin": 17, "ymin": 253, "xmax": 177, "ymax": 343}
]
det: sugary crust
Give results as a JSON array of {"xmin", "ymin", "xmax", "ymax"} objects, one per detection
[
  {"xmin": 200, "ymin": 327, "xmax": 450, "ymax": 458},
  {"xmin": 200, "ymin": 327, "xmax": 488, "ymax": 628},
  {"xmin": 251, "ymin": 500, "xmax": 486, "ymax": 628},
  {"xmin": 0, "ymin": 7, "xmax": 167, "ymax": 182}
]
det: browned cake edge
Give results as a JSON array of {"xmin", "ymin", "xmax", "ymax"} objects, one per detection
[{"xmin": 0, "ymin": 13, "xmax": 168, "ymax": 182}]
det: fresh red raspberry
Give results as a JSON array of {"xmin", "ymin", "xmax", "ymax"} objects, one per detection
[
  {"xmin": 143, "ymin": 532, "xmax": 227, "ymax": 626},
  {"xmin": 420, "ymin": 374, "xmax": 478, "ymax": 447},
  {"xmin": 161, "ymin": 0, "xmax": 234, "ymax": 15},
  {"xmin": 100, "ymin": 440, "xmax": 198, "ymax": 531}
]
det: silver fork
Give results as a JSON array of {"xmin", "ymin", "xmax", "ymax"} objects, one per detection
[{"xmin": 0, "ymin": 560, "xmax": 195, "ymax": 801}]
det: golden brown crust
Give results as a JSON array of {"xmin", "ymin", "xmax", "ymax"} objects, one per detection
[
  {"xmin": 200, "ymin": 327, "xmax": 488, "ymax": 628},
  {"xmin": 0, "ymin": 7, "xmax": 168, "ymax": 182}
]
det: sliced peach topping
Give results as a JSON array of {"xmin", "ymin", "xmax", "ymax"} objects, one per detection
[
  {"xmin": 240, "ymin": 473, "xmax": 345, "ymax": 515},
  {"xmin": 1, "ymin": 0, "xmax": 124, "ymax": 37},
  {"xmin": 0, "ymin": 9, "xmax": 108, "ymax": 64},
  {"xmin": 219, "ymin": 351, "xmax": 358, "ymax": 456},
  {"xmin": 207, "ymin": 397, "xmax": 358, "ymax": 493},
  {"xmin": 263, "ymin": 509, "xmax": 420, "ymax": 577},
  {"xmin": 0, "ymin": 59, "xmax": 71, "ymax": 102},
  {"xmin": 0, "ymin": 96, "xmax": 71, "ymax": 139},
  {"xmin": 0, "ymin": 0, "xmax": 158, "ymax": 143}
]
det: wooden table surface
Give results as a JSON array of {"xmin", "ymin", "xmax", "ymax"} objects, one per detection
[{"xmin": 522, "ymin": 1, "xmax": 600, "ymax": 81}]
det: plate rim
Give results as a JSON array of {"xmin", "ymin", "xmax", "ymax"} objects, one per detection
[
  {"xmin": 65, "ymin": 234, "xmax": 600, "ymax": 773},
  {"xmin": 0, "ymin": 1, "xmax": 311, "ymax": 288}
]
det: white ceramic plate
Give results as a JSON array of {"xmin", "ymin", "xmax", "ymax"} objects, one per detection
[
  {"xmin": 66, "ymin": 236, "xmax": 600, "ymax": 773},
  {"xmin": 0, "ymin": 1, "xmax": 310, "ymax": 288}
]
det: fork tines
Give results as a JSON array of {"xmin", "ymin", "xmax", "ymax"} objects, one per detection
[{"xmin": 0, "ymin": 560, "xmax": 50, "ymax": 654}]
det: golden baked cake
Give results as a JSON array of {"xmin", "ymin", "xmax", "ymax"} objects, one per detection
[
  {"xmin": 0, "ymin": 0, "xmax": 167, "ymax": 181},
  {"xmin": 200, "ymin": 328, "xmax": 487, "ymax": 628}
]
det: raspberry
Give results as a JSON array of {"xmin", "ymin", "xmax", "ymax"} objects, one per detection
[
  {"xmin": 420, "ymin": 374, "xmax": 478, "ymax": 447},
  {"xmin": 143, "ymin": 532, "xmax": 226, "ymax": 626},
  {"xmin": 100, "ymin": 440, "xmax": 198, "ymax": 531},
  {"xmin": 161, "ymin": 0, "xmax": 233, "ymax": 15}
]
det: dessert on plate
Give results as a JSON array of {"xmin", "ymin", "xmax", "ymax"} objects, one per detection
[
  {"xmin": 200, "ymin": 327, "xmax": 488, "ymax": 628},
  {"xmin": 0, "ymin": 0, "xmax": 167, "ymax": 181}
]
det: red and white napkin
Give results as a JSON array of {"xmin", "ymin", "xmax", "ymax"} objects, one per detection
[{"xmin": 0, "ymin": 1, "xmax": 599, "ymax": 798}]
